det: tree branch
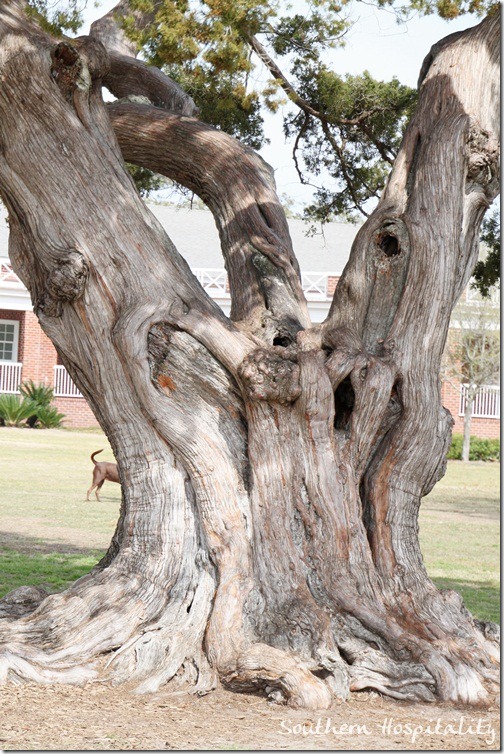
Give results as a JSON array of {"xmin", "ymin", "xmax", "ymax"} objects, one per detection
[
  {"xmin": 246, "ymin": 33, "xmax": 322, "ymax": 119},
  {"xmin": 358, "ymin": 122, "xmax": 395, "ymax": 166},
  {"xmin": 319, "ymin": 120, "xmax": 369, "ymax": 217},
  {"xmin": 103, "ymin": 51, "xmax": 198, "ymax": 116},
  {"xmin": 89, "ymin": 0, "xmax": 160, "ymax": 57},
  {"xmin": 108, "ymin": 102, "xmax": 311, "ymax": 336},
  {"xmin": 88, "ymin": 1, "xmax": 197, "ymax": 117}
]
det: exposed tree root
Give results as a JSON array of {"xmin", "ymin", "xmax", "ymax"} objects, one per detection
[
  {"xmin": 0, "ymin": 561, "xmax": 214, "ymax": 690},
  {"xmin": 0, "ymin": 557, "xmax": 497, "ymax": 708}
]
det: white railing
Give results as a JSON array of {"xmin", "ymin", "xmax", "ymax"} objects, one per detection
[
  {"xmin": 0, "ymin": 259, "xmax": 24, "ymax": 289},
  {"xmin": 2, "ymin": 261, "xmax": 337, "ymax": 303},
  {"xmin": 192, "ymin": 268, "xmax": 334, "ymax": 301},
  {"xmin": 0, "ymin": 362, "xmax": 22, "ymax": 393},
  {"xmin": 53, "ymin": 365, "xmax": 83, "ymax": 398},
  {"xmin": 459, "ymin": 384, "xmax": 500, "ymax": 419},
  {"xmin": 301, "ymin": 272, "xmax": 331, "ymax": 300},
  {"xmin": 193, "ymin": 268, "xmax": 229, "ymax": 297}
]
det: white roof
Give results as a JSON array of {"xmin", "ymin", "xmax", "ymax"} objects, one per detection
[
  {"xmin": 147, "ymin": 203, "xmax": 357, "ymax": 274},
  {"xmin": 0, "ymin": 202, "xmax": 358, "ymax": 276}
]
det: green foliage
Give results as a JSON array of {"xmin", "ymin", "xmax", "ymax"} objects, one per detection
[
  {"xmin": 0, "ymin": 395, "xmax": 39, "ymax": 427},
  {"xmin": 377, "ymin": 0, "xmax": 498, "ymax": 20},
  {"xmin": 447, "ymin": 433, "xmax": 462, "ymax": 459},
  {"xmin": 25, "ymin": 0, "xmax": 83, "ymax": 35},
  {"xmin": 125, "ymin": 0, "xmax": 274, "ymax": 148},
  {"xmin": 19, "ymin": 379, "xmax": 54, "ymax": 407},
  {"xmin": 1, "ymin": 382, "xmax": 65, "ymax": 428},
  {"xmin": 20, "ymin": 379, "xmax": 61, "ymax": 427},
  {"xmin": 35, "ymin": 405, "xmax": 66, "ymax": 429},
  {"xmin": 124, "ymin": 0, "xmax": 418, "ymax": 215},
  {"xmin": 291, "ymin": 70, "xmax": 417, "ymax": 221},
  {"xmin": 448, "ymin": 434, "xmax": 500, "ymax": 461},
  {"xmin": 472, "ymin": 209, "xmax": 500, "ymax": 297},
  {"xmin": 164, "ymin": 66, "xmax": 265, "ymax": 148},
  {"xmin": 126, "ymin": 163, "xmax": 166, "ymax": 197}
]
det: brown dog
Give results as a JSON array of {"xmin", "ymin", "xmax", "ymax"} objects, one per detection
[{"xmin": 86, "ymin": 449, "xmax": 120, "ymax": 501}]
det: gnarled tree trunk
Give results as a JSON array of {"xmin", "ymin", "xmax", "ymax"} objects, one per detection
[{"xmin": 0, "ymin": 2, "xmax": 499, "ymax": 708}]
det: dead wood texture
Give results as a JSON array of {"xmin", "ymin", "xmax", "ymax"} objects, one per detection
[{"xmin": 0, "ymin": 2, "xmax": 499, "ymax": 709}]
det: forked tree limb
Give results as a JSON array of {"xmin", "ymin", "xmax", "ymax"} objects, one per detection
[
  {"xmin": 88, "ymin": 1, "xmax": 310, "ymax": 336},
  {"xmin": 89, "ymin": 1, "xmax": 197, "ymax": 115},
  {"xmin": 109, "ymin": 101, "xmax": 311, "ymax": 336}
]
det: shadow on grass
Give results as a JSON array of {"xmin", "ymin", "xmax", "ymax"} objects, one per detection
[
  {"xmin": 0, "ymin": 530, "xmax": 103, "ymax": 555},
  {"xmin": 0, "ymin": 532, "xmax": 104, "ymax": 598},
  {"xmin": 423, "ymin": 501, "xmax": 500, "ymax": 520},
  {"xmin": 433, "ymin": 577, "xmax": 500, "ymax": 625}
]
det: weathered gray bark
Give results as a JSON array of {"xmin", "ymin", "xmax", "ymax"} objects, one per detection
[{"xmin": 0, "ymin": 3, "xmax": 499, "ymax": 708}]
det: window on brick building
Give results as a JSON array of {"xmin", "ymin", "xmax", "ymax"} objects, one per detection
[{"xmin": 0, "ymin": 319, "xmax": 19, "ymax": 362}]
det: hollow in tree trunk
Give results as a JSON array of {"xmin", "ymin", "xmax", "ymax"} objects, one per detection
[{"xmin": 0, "ymin": 3, "xmax": 499, "ymax": 708}]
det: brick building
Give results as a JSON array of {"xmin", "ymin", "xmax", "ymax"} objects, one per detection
[
  {"xmin": 0, "ymin": 204, "xmax": 499, "ymax": 437},
  {"xmin": 441, "ymin": 379, "xmax": 499, "ymax": 440}
]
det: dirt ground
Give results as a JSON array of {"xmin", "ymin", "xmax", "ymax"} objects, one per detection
[{"xmin": 0, "ymin": 681, "xmax": 499, "ymax": 750}]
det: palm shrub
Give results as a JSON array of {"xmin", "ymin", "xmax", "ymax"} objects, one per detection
[
  {"xmin": 35, "ymin": 405, "xmax": 66, "ymax": 429},
  {"xmin": 0, "ymin": 394, "xmax": 39, "ymax": 427},
  {"xmin": 19, "ymin": 380, "xmax": 54, "ymax": 405},
  {"xmin": 19, "ymin": 380, "xmax": 54, "ymax": 427},
  {"xmin": 14, "ymin": 380, "xmax": 65, "ymax": 428}
]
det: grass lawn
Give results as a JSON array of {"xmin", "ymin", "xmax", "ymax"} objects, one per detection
[
  {"xmin": 0, "ymin": 428, "xmax": 500, "ymax": 623},
  {"xmin": 0, "ymin": 427, "xmax": 120, "ymax": 596},
  {"xmin": 420, "ymin": 460, "xmax": 500, "ymax": 624}
]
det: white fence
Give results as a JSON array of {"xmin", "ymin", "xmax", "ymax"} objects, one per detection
[
  {"xmin": 459, "ymin": 384, "xmax": 500, "ymax": 419},
  {"xmin": 301, "ymin": 272, "xmax": 331, "ymax": 301},
  {"xmin": 2, "ymin": 261, "xmax": 336, "ymax": 303},
  {"xmin": 53, "ymin": 365, "xmax": 83, "ymax": 398},
  {"xmin": 0, "ymin": 362, "xmax": 22, "ymax": 393},
  {"xmin": 193, "ymin": 268, "xmax": 229, "ymax": 296},
  {"xmin": 192, "ymin": 268, "xmax": 334, "ymax": 301}
]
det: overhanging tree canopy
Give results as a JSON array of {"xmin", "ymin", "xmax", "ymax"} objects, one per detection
[{"xmin": 0, "ymin": 0, "xmax": 499, "ymax": 709}]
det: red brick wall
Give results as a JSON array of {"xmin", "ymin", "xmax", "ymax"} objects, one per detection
[
  {"xmin": 441, "ymin": 380, "xmax": 500, "ymax": 440},
  {"xmin": 0, "ymin": 309, "xmax": 99, "ymax": 428},
  {"xmin": 327, "ymin": 276, "xmax": 339, "ymax": 297},
  {"xmin": 54, "ymin": 396, "xmax": 99, "ymax": 429},
  {"xmin": 19, "ymin": 311, "xmax": 58, "ymax": 386}
]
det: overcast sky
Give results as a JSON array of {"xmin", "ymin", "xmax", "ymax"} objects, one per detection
[{"xmin": 82, "ymin": 1, "xmax": 478, "ymax": 208}]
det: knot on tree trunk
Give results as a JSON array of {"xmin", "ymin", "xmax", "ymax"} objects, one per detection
[
  {"xmin": 73, "ymin": 36, "xmax": 110, "ymax": 81},
  {"xmin": 466, "ymin": 121, "xmax": 500, "ymax": 193},
  {"xmin": 238, "ymin": 347, "xmax": 301, "ymax": 405},
  {"xmin": 37, "ymin": 250, "xmax": 89, "ymax": 317}
]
